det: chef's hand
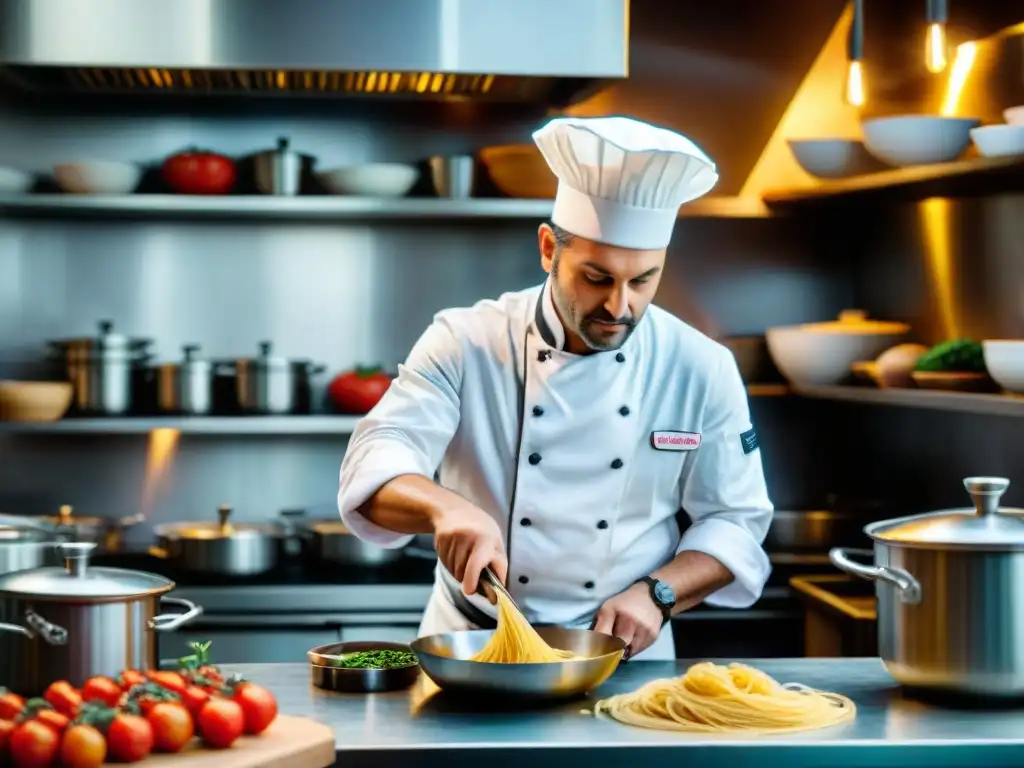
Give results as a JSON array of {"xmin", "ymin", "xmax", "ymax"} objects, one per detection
[
  {"xmin": 592, "ymin": 582, "xmax": 663, "ymax": 660},
  {"xmin": 432, "ymin": 503, "xmax": 508, "ymax": 600}
]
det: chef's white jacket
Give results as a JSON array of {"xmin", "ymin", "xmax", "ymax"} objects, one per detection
[{"xmin": 338, "ymin": 279, "xmax": 773, "ymax": 661}]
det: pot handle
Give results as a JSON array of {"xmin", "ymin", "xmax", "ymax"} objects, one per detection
[
  {"xmin": 829, "ymin": 547, "xmax": 922, "ymax": 605},
  {"xmin": 150, "ymin": 597, "xmax": 204, "ymax": 632},
  {"xmin": 0, "ymin": 610, "xmax": 69, "ymax": 645}
]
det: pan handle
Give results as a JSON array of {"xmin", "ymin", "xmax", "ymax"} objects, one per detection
[
  {"xmin": 829, "ymin": 547, "xmax": 922, "ymax": 604},
  {"xmin": 150, "ymin": 597, "xmax": 204, "ymax": 632}
]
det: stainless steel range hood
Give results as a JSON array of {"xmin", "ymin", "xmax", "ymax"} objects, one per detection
[{"xmin": 0, "ymin": 0, "xmax": 628, "ymax": 106}]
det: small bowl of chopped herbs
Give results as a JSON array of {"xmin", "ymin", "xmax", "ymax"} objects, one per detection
[{"xmin": 308, "ymin": 641, "xmax": 421, "ymax": 693}]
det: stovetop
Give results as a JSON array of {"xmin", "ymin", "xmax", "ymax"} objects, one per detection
[{"xmin": 91, "ymin": 551, "xmax": 438, "ymax": 588}]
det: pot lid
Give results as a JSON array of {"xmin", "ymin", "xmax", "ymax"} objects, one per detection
[
  {"xmin": 39, "ymin": 504, "xmax": 105, "ymax": 529},
  {"xmin": 48, "ymin": 320, "xmax": 151, "ymax": 351},
  {"xmin": 161, "ymin": 505, "xmax": 281, "ymax": 540},
  {"xmin": 869, "ymin": 477, "xmax": 1024, "ymax": 548},
  {"xmin": 0, "ymin": 524, "xmax": 49, "ymax": 543},
  {"xmin": 0, "ymin": 542, "xmax": 173, "ymax": 600},
  {"xmin": 798, "ymin": 310, "xmax": 909, "ymax": 335}
]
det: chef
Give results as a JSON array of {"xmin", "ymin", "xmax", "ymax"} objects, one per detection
[{"xmin": 337, "ymin": 116, "xmax": 774, "ymax": 661}]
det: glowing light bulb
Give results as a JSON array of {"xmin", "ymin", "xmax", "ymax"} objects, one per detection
[
  {"xmin": 926, "ymin": 22, "xmax": 948, "ymax": 73},
  {"xmin": 844, "ymin": 60, "xmax": 865, "ymax": 107}
]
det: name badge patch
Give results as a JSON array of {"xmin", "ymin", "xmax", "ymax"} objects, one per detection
[
  {"xmin": 740, "ymin": 427, "xmax": 759, "ymax": 455},
  {"xmin": 650, "ymin": 431, "xmax": 702, "ymax": 451}
]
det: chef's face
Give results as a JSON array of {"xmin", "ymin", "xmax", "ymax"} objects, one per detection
[{"xmin": 538, "ymin": 223, "xmax": 665, "ymax": 354}]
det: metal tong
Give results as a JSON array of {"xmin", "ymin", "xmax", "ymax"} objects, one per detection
[{"xmin": 476, "ymin": 566, "xmax": 525, "ymax": 614}]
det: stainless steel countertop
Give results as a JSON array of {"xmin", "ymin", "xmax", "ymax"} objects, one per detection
[{"xmin": 222, "ymin": 657, "xmax": 1024, "ymax": 768}]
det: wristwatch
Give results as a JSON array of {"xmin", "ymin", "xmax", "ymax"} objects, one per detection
[{"xmin": 636, "ymin": 576, "xmax": 675, "ymax": 625}]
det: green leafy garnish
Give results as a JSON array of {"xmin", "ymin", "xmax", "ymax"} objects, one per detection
[{"xmin": 330, "ymin": 649, "xmax": 418, "ymax": 670}]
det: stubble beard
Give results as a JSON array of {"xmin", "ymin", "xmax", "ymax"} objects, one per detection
[{"xmin": 550, "ymin": 271, "xmax": 637, "ymax": 352}]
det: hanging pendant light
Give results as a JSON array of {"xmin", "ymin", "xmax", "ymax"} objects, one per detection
[
  {"xmin": 925, "ymin": 0, "xmax": 949, "ymax": 73},
  {"xmin": 844, "ymin": 0, "xmax": 866, "ymax": 106}
]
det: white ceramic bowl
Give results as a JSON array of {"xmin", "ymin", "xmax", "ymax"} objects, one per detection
[
  {"xmin": 1004, "ymin": 106, "xmax": 1024, "ymax": 126},
  {"xmin": 766, "ymin": 312, "xmax": 910, "ymax": 387},
  {"xmin": 54, "ymin": 160, "xmax": 141, "ymax": 194},
  {"xmin": 0, "ymin": 166, "xmax": 34, "ymax": 193},
  {"xmin": 316, "ymin": 164, "xmax": 419, "ymax": 197},
  {"xmin": 861, "ymin": 116, "xmax": 980, "ymax": 167},
  {"xmin": 786, "ymin": 139, "xmax": 885, "ymax": 179},
  {"xmin": 982, "ymin": 340, "xmax": 1024, "ymax": 394},
  {"xmin": 970, "ymin": 125, "xmax": 1024, "ymax": 159}
]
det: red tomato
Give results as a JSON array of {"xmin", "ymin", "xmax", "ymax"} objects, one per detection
[
  {"xmin": 132, "ymin": 695, "xmax": 161, "ymax": 717},
  {"xmin": 197, "ymin": 664, "xmax": 222, "ymax": 681},
  {"xmin": 42, "ymin": 681, "xmax": 81, "ymax": 718},
  {"xmin": 327, "ymin": 367, "xmax": 394, "ymax": 414},
  {"xmin": 0, "ymin": 718, "xmax": 14, "ymax": 752},
  {"xmin": 196, "ymin": 698, "xmax": 244, "ymax": 749},
  {"xmin": 147, "ymin": 701, "xmax": 194, "ymax": 753},
  {"xmin": 59, "ymin": 724, "xmax": 107, "ymax": 768},
  {"xmin": 117, "ymin": 670, "xmax": 147, "ymax": 692},
  {"xmin": 106, "ymin": 714, "xmax": 153, "ymax": 763},
  {"xmin": 0, "ymin": 690, "xmax": 24, "ymax": 720},
  {"xmin": 162, "ymin": 150, "xmax": 237, "ymax": 195},
  {"xmin": 232, "ymin": 682, "xmax": 278, "ymax": 735},
  {"xmin": 147, "ymin": 670, "xmax": 188, "ymax": 696},
  {"xmin": 180, "ymin": 685, "xmax": 210, "ymax": 716},
  {"xmin": 80, "ymin": 676, "xmax": 122, "ymax": 708},
  {"xmin": 9, "ymin": 719, "xmax": 60, "ymax": 768},
  {"xmin": 33, "ymin": 709, "xmax": 68, "ymax": 734}
]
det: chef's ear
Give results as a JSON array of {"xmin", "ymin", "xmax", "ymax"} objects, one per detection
[{"xmin": 538, "ymin": 223, "xmax": 557, "ymax": 273}]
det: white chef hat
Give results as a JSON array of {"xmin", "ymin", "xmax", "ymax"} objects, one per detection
[{"xmin": 532, "ymin": 116, "xmax": 719, "ymax": 250}]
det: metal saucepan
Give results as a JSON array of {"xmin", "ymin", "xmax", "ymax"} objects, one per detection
[
  {"xmin": 296, "ymin": 516, "xmax": 405, "ymax": 567},
  {"xmin": 0, "ymin": 523, "xmax": 61, "ymax": 573},
  {"xmin": 410, "ymin": 627, "xmax": 625, "ymax": 699},
  {"xmin": 46, "ymin": 320, "xmax": 152, "ymax": 415},
  {"xmin": 830, "ymin": 476, "xmax": 1024, "ymax": 697},
  {"xmin": 218, "ymin": 342, "xmax": 325, "ymax": 415},
  {"xmin": 0, "ymin": 542, "xmax": 202, "ymax": 695},
  {"xmin": 156, "ymin": 344, "xmax": 215, "ymax": 415},
  {"xmin": 0, "ymin": 506, "xmax": 140, "ymax": 554},
  {"xmin": 764, "ymin": 509, "xmax": 869, "ymax": 553},
  {"xmin": 253, "ymin": 137, "xmax": 302, "ymax": 196},
  {"xmin": 151, "ymin": 505, "xmax": 283, "ymax": 576}
]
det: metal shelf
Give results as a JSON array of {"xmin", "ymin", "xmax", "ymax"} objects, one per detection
[
  {"xmin": 792, "ymin": 384, "xmax": 1024, "ymax": 418},
  {"xmin": 0, "ymin": 386, "xmax": 788, "ymax": 435},
  {"xmin": 762, "ymin": 155, "xmax": 1024, "ymax": 209},
  {"xmin": 0, "ymin": 194, "xmax": 771, "ymax": 221},
  {"xmin": 0, "ymin": 415, "xmax": 362, "ymax": 435}
]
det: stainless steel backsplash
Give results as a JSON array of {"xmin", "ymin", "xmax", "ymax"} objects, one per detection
[
  {"xmin": 0, "ymin": 208, "xmax": 851, "ymax": 540},
  {"xmin": 0, "ymin": 0, "xmax": 1021, "ymax": 539},
  {"xmin": 1, "ymin": 114, "xmax": 1021, "ymax": 539}
]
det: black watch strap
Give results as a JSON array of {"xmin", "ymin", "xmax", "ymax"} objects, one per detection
[{"xmin": 637, "ymin": 576, "xmax": 674, "ymax": 625}]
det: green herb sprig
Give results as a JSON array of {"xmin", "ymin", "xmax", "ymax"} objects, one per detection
[{"xmin": 331, "ymin": 649, "xmax": 418, "ymax": 670}]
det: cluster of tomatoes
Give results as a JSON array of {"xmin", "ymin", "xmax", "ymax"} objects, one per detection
[{"xmin": 0, "ymin": 650, "xmax": 278, "ymax": 767}]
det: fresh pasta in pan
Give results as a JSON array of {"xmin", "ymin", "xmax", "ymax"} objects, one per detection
[
  {"xmin": 593, "ymin": 661, "xmax": 856, "ymax": 733},
  {"xmin": 469, "ymin": 591, "xmax": 578, "ymax": 664}
]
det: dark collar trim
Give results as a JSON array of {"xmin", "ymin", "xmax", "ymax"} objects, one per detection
[{"xmin": 534, "ymin": 289, "xmax": 558, "ymax": 348}]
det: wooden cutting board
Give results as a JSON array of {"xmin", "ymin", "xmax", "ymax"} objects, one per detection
[{"xmin": 141, "ymin": 715, "xmax": 335, "ymax": 768}]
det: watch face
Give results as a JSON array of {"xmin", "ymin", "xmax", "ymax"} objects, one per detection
[{"xmin": 653, "ymin": 581, "xmax": 675, "ymax": 607}]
